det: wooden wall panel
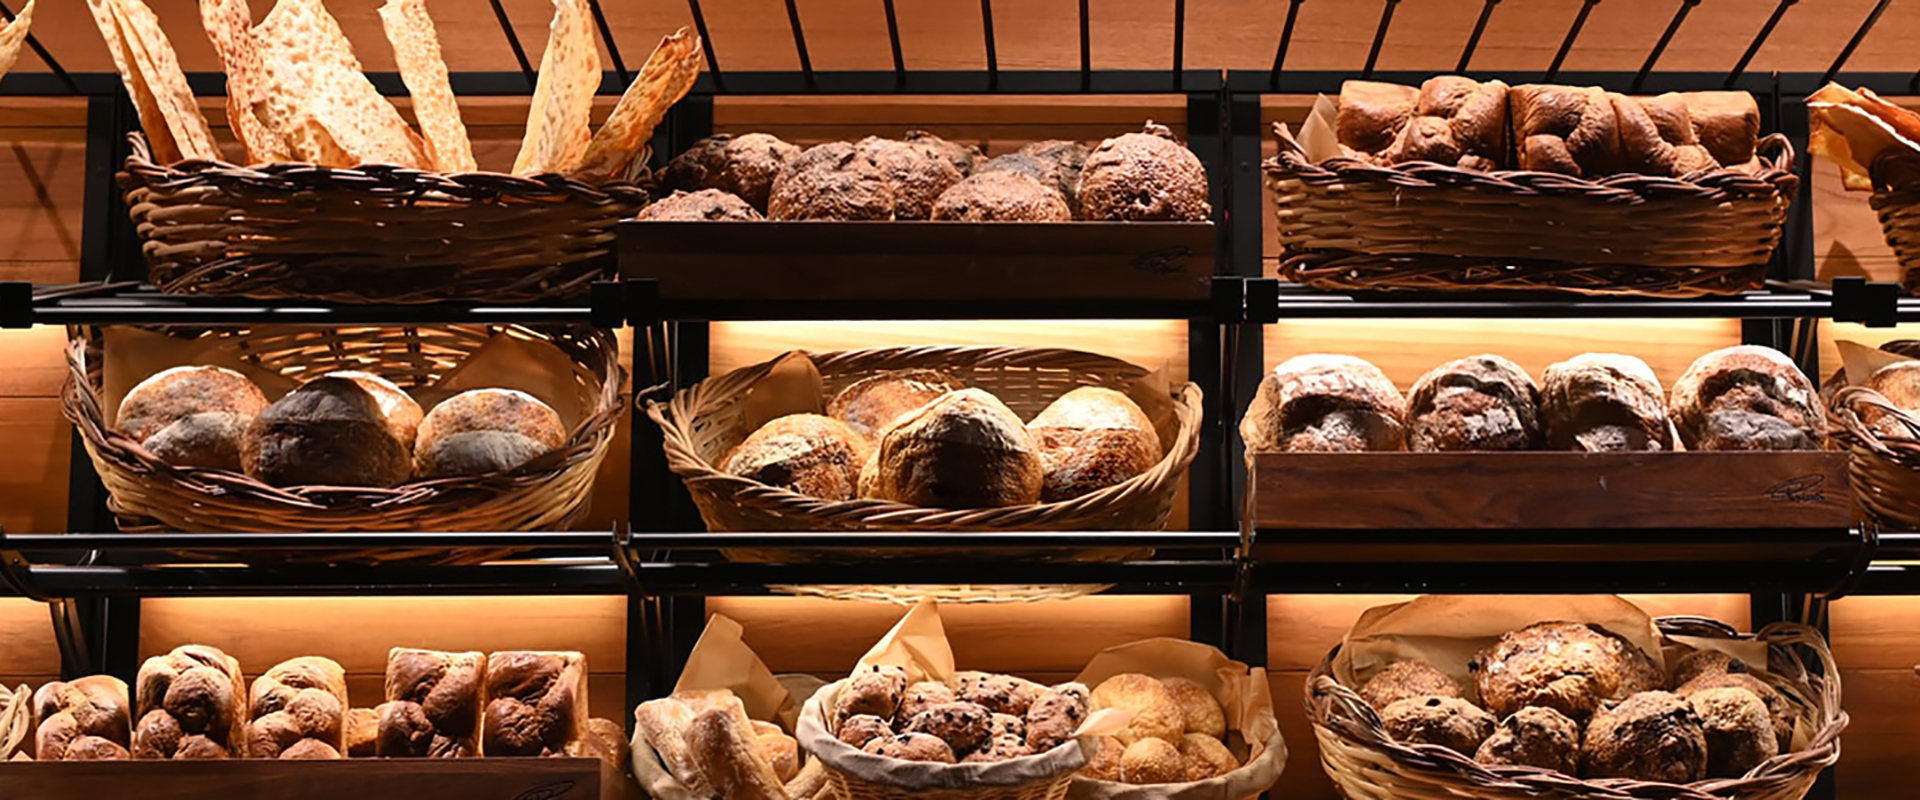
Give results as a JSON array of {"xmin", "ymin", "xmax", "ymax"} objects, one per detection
[{"xmin": 0, "ymin": 599, "xmax": 59, "ymax": 687}]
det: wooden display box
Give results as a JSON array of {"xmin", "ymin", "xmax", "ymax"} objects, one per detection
[
  {"xmin": 619, "ymin": 220, "xmax": 1214, "ymax": 304},
  {"xmin": 1246, "ymin": 450, "xmax": 1855, "ymax": 563},
  {"xmin": 0, "ymin": 757, "xmax": 621, "ymax": 800}
]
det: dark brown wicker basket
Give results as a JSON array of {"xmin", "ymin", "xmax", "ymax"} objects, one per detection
[
  {"xmin": 62, "ymin": 324, "xmax": 625, "ymax": 565},
  {"xmin": 1264, "ymin": 123, "xmax": 1799, "ymax": 297},
  {"xmin": 119, "ymin": 134, "xmax": 651, "ymax": 304}
]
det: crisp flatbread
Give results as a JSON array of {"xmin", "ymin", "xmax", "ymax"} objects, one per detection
[
  {"xmin": 513, "ymin": 0, "xmax": 600, "ymax": 175},
  {"xmin": 200, "ymin": 0, "xmax": 291, "ymax": 164},
  {"xmin": 573, "ymin": 27, "xmax": 702, "ymax": 183},
  {"xmin": 254, "ymin": 0, "xmax": 425, "ymax": 168},
  {"xmin": 0, "ymin": 0, "xmax": 35, "ymax": 85},
  {"xmin": 380, "ymin": 0, "xmax": 475, "ymax": 172}
]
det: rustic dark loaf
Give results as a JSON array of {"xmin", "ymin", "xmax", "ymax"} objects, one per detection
[
  {"xmin": 1541, "ymin": 353, "xmax": 1671, "ymax": 452},
  {"xmin": 1242, "ymin": 354, "xmax": 1407, "ymax": 453},
  {"xmin": 858, "ymin": 388, "xmax": 1044, "ymax": 508},
  {"xmin": 1027, "ymin": 386, "xmax": 1162, "ymax": 502},
  {"xmin": 1670, "ymin": 345, "xmax": 1823, "ymax": 451},
  {"xmin": 1407, "ymin": 354, "xmax": 1543, "ymax": 452},
  {"xmin": 242, "ymin": 376, "xmax": 413, "ymax": 487}
]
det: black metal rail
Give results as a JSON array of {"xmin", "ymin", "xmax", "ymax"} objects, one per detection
[{"xmin": 4, "ymin": 281, "xmax": 626, "ymax": 329}]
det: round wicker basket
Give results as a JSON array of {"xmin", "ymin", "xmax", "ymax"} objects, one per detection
[
  {"xmin": 1307, "ymin": 617, "xmax": 1844, "ymax": 800},
  {"xmin": 1829, "ymin": 384, "xmax": 1920, "ymax": 529},
  {"xmin": 119, "ymin": 134, "xmax": 650, "ymax": 304},
  {"xmin": 62, "ymin": 325, "xmax": 625, "ymax": 565},
  {"xmin": 1264, "ymin": 124, "xmax": 1798, "ymax": 297}
]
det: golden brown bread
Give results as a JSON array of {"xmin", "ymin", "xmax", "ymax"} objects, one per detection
[
  {"xmin": 753, "ymin": 722, "xmax": 800, "ymax": 783},
  {"xmin": 133, "ymin": 645, "xmax": 247, "ymax": 759},
  {"xmin": 1242, "ymin": 354, "xmax": 1407, "ymax": 453},
  {"xmin": 1339, "ymin": 77, "xmax": 1509, "ymax": 169},
  {"xmin": 1160, "ymin": 678, "xmax": 1226, "ymax": 739},
  {"xmin": 1541, "ymin": 354, "xmax": 1671, "ymax": 452},
  {"xmin": 1091, "ymin": 673, "xmax": 1185, "ymax": 747},
  {"xmin": 379, "ymin": 648, "xmax": 484, "ymax": 758},
  {"xmin": 685, "ymin": 706, "xmax": 793, "ymax": 800},
  {"xmin": 1682, "ymin": 91, "xmax": 1763, "ymax": 169},
  {"xmin": 1359, "ymin": 660, "xmax": 1464, "ymax": 711},
  {"xmin": 1612, "ymin": 93, "xmax": 1720, "ymax": 177},
  {"xmin": 1180, "ymin": 732, "xmax": 1238, "ymax": 780},
  {"xmin": 827, "ymin": 369, "xmax": 963, "ymax": 443},
  {"xmin": 246, "ymin": 656, "xmax": 348, "ymax": 759},
  {"xmin": 482, "ymin": 651, "xmax": 587, "ymax": 757},
  {"xmin": 1119, "ymin": 737, "xmax": 1189, "ymax": 784},
  {"xmin": 1470, "ymin": 622, "xmax": 1664, "ymax": 721},
  {"xmin": 117, "ymin": 366, "xmax": 269, "ymax": 443},
  {"xmin": 636, "ymin": 698, "xmax": 711, "ymax": 794},
  {"xmin": 1510, "ymin": 84, "xmax": 1622, "ymax": 177},
  {"xmin": 1076, "ymin": 123, "xmax": 1210, "ymax": 221},
  {"xmin": 345, "ymin": 706, "xmax": 381, "ymax": 757},
  {"xmin": 325, "ymin": 371, "xmax": 424, "ymax": 449},
  {"xmin": 1336, "ymin": 81, "xmax": 1419, "ymax": 159},
  {"xmin": 1407, "ymin": 354, "xmax": 1543, "ymax": 452},
  {"xmin": 33, "ymin": 676, "xmax": 131, "ymax": 761},
  {"xmin": 722, "ymin": 414, "xmax": 871, "ymax": 501},
  {"xmin": 416, "ymin": 388, "xmax": 564, "ymax": 458},
  {"xmin": 1862, "ymin": 361, "xmax": 1920, "ymax": 438},
  {"xmin": 243, "ymin": 376, "xmax": 413, "ymax": 487},
  {"xmin": 571, "ymin": 717, "xmax": 629, "ymax": 769},
  {"xmin": 1079, "ymin": 735, "xmax": 1125, "ymax": 780},
  {"xmin": 1671, "ymin": 345, "xmax": 1823, "ymax": 451},
  {"xmin": 1028, "ymin": 387, "xmax": 1162, "ymax": 502},
  {"xmin": 858, "ymin": 389, "xmax": 1045, "ymax": 508}
]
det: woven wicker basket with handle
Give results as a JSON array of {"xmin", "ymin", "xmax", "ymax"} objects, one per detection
[
  {"xmin": 1308, "ymin": 617, "xmax": 1844, "ymax": 800},
  {"xmin": 62, "ymin": 324, "xmax": 624, "ymax": 565}
]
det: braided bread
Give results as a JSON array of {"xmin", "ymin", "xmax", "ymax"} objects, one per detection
[
  {"xmin": 133, "ymin": 645, "xmax": 247, "ymax": 759},
  {"xmin": 482, "ymin": 651, "xmax": 587, "ymax": 757},
  {"xmin": 33, "ymin": 675, "xmax": 131, "ymax": 760},
  {"xmin": 379, "ymin": 648, "xmax": 485, "ymax": 758},
  {"xmin": 247, "ymin": 657, "xmax": 348, "ymax": 759}
]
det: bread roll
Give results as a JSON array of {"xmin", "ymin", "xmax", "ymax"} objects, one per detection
[
  {"xmin": 1612, "ymin": 93, "xmax": 1720, "ymax": 177},
  {"xmin": 638, "ymin": 188, "xmax": 764, "ymax": 221},
  {"xmin": 1688, "ymin": 687, "xmax": 1777, "ymax": 778},
  {"xmin": 768, "ymin": 141, "xmax": 894, "ymax": 221},
  {"xmin": 931, "ymin": 171, "xmax": 1073, "ymax": 222},
  {"xmin": 1119, "ymin": 737, "xmax": 1188, "ymax": 784},
  {"xmin": 1336, "ymin": 81, "xmax": 1419, "ymax": 159},
  {"xmin": 33, "ymin": 676, "xmax": 130, "ymax": 761},
  {"xmin": 662, "ymin": 133, "xmax": 802, "ymax": 213},
  {"xmin": 1681, "ymin": 91, "xmax": 1762, "ymax": 169},
  {"xmin": 1862, "ymin": 361, "xmax": 1920, "ymax": 438},
  {"xmin": 1407, "ymin": 354, "xmax": 1543, "ymax": 452},
  {"xmin": 721, "ymin": 414, "xmax": 871, "ymax": 501},
  {"xmin": 1671, "ymin": 345, "xmax": 1823, "ymax": 451},
  {"xmin": 1474, "ymin": 706, "xmax": 1579, "ymax": 773},
  {"xmin": 246, "ymin": 656, "xmax": 348, "ymax": 759},
  {"xmin": 1090, "ymin": 674, "xmax": 1184, "ymax": 747},
  {"xmin": 379, "ymin": 648, "xmax": 484, "ymax": 758},
  {"xmin": 1242, "ymin": 355, "xmax": 1407, "ymax": 453},
  {"xmin": 684, "ymin": 707, "xmax": 790, "ymax": 800},
  {"xmin": 417, "ymin": 388, "xmax": 564, "ymax": 455},
  {"xmin": 117, "ymin": 366, "xmax": 268, "ymax": 443},
  {"xmin": 906, "ymin": 130, "xmax": 984, "ymax": 176},
  {"xmin": 1581, "ymin": 691, "xmax": 1707, "ymax": 783},
  {"xmin": 1541, "ymin": 354, "xmax": 1671, "ymax": 452},
  {"xmin": 133, "ymin": 645, "xmax": 247, "ymax": 759},
  {"xmin": 1470, "ymin": 622, "xmax": 1664, "ymax": 721},
  {"xmin": 1077, "ymin": 123, "xmax": 1211, "ymax": 221},
  {"xmin": 1180, "ymin": 732, "xmax": 1237, "ymax": 779},
  {"xmin": 242, "ymin": 376, "xmax": 413, "ymax": 487},
  {"xmin": 1160, "ymin": 678, "xmax": 1226, "ymax": 739},
  {"xmin": 980, "ymin": 143, "xmax": 1087, "ymax": 217},
  {"xmin": 1510, "ymin": 84, "xmax": 1622, "ymax": 177},
  {"xmin": 1028, "ymin": 387, "xmax": 1162, "ymax": 502},
  {"xmin": 571, "ymin": 717, "xmax": 630, "ymax": 770},
  {"xmin": 1338, "ymin": 77, "xmax": 1508, "ymax": 170},
  {"xmin": 1025, "ymin": 682, "xmax": 1091, "ymax": 753},
  {"xmin": 635, "ymin": 698, "xmax": 710, "ymax": 794},
  {"xmin": 482, "ymin": 651, "xmax": 587, "ymax": 757},
  {"xmin": 859, "ymin": 389, "xmax": 1044, "ymax": 508},
  {"xmin": 827, "ymin": 369, "xmax": 962, "ymax": 443},
  {"xmin": 1381, "ymin": 695, "xmax": 1495, "ymax": 753},
  {"xmin": 324, "ymin": 371, "xmax": 423, "ymax": 449},
  {"xmin": 856, "ymin": 136, "xmax": 964, "ymax": 221},
  {"xmin": 346, "ymin": 707, "xmax": 380, "ymax": 757},
  {"xmin": 753, "ymin": 723, "xmax": 799, "ymax": 782}
]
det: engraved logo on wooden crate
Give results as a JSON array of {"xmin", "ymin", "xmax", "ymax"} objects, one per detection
[
  {"xmin": 1131, "ymin": 247, "xmax": 1192, "ymax": 274},
  {"xmin": 514, "ymin": 781, "xmax": 579, "ymax": 800},
  {"xmin": 1766, "ymin": 474, "xmax": 1826, "ymax": 504}
]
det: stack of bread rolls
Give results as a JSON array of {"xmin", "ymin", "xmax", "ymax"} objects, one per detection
[
  {"xmin": 246, "ymin": 657, "xmax": 350, "ymax": 760},
  {"xmin": 1244, "ymin": 345, "xmax": 1822, "ymax": 454},
  {"xmin": 115, "ymin": 368, "xmax": 569, "ymax": 486},
  {"xmin": 133, "ymin": 645, "xmax": 249, "ymax": 759},
  {"xmin": 720, "ymin": 372, "xmax": 1163, "ymax": 510},
  {"xmin": 1079, "ymin": 673, "xmax": 1240, "ymax": 784}
]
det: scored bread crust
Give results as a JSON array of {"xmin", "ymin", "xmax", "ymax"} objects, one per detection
[
  {"xmin": 721, "ymin": 414, "xmax": 870, "ymax": 501},
  {"xmin": 1407, "ymin": 354, "xmax": 1542, "ymax": 452},
  {"xmin": 858, "ymin": 389, "xmax": 1044, "ymax": 508},
  {"xmin": 1670, "ymin": 345, "xmax": 1822, "ymax": 451},
  {"xmin": 827, "ymin": 369, "xmax": 963, "ymax": 443},
  {"xmin": 1242, "ymin": 354, "xmax": 1406, "ymax": 453},
  {"xmin": 1540, "ymin": 353, "xmax": 1671, "ymax": 453}
]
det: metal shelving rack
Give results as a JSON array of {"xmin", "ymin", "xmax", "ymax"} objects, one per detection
[{"xmin": 4, "ymin": 2, "xmax": 1920, "ymax": 796}]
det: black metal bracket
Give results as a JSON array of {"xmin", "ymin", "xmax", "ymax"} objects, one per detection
[{"xmin": 1830, "ymin": 277, "xmax": 1900, "ymax": 328}]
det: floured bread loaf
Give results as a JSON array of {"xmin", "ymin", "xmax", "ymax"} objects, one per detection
[
  {"xmin": 827, "ymin": 369, "xmax": 963, "ymax": 443},
  {"xmin": 117, "ymin": 366, "xmax": 268, "ymax": 472},
  {"xmin": 1028, "ymin": 387, "xmax": 1162, "ymax": 502},
  {"xmin": 859, "ymin": 388, "xmax": 1044, "ymax": 508},
  {"xmin": 1541, "ymin": 354, "xmax": 1671, "ymax": 452},
  {"xmin": 1671, "ymin": 345, "xmax": 1822, "ymax": 451},
  {"xmin": 1407, "ymin": 355, "xmax": 1542, "ymax": 452},
  {"xmin": 414, "ymin": 388, "xmax": 566, "ymax": 478},
  {"xmin": 722, "ymin": 414, "xmax": 870, "ymax": 500},
  {"xmin": 1242, "ymin": 354, "xmax": 1406, "ymax": 453}
]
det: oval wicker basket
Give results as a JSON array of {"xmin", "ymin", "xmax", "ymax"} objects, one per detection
[
  {"xmin": 1264, "ymin": 123, "xmax": 1798, "ymax": 297},
  {"xmin": 1828, "ymin": 384, "xmax": 1920, "ymax": 528},
  {"xmin": 119, "ymin": 133, "xmax": 651, "ymax": 304},
  {"xmin": 650, "ymin": 346, "xmax": 1202, "ymax": 537},
  {"xmin": 1308, "ymin": 617, "xmax": 1845, "ymax": 800},
  {"xmin": 1870, "ymin": 151, "xmax": 1920, "ymax": 295},
  {"xmin": 63, "ymin": 325, "xmax": 625, "ymax": 565}
]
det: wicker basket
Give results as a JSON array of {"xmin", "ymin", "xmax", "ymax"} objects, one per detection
[
  {"xmin": 1828, "ymin": 383, "xmax": 1920, "ymax": 528},
  {"xmin": 63, "ymin": 325, "xmax": 624, "ymax": 565},
  {"xmin": 1308, "ymin": 617, "xmax": 1844, "ymax": 800},
  {"xmin": 1264, "ymin": 123, "xmax": 1798, "ymax": 297},
  {"xmin": 119, "ymin": 134, "xmax": 650, "ymax": 304}
]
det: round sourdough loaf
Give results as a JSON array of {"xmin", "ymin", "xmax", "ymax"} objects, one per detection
[
  {"xmin": 242, "ymin": 377, "xmax": 412, "ymax": 487},
  {"xmin": 720, "ymin": 413, "xmax": 870, "ymax": 501},
  {"xmin": 1407, "ymin": 354, "xmax": 1542, "ymax": 452},
  {"xmin": 117, "ymin": 365, "xmax": 269, "ymax": 442},
  {"xmin": 322, "ymin": 371, "xmax": 423, "ymax": 450},
  {"xmin": 1027, "ymin": 386, "xmax": 1161, "ymax": 502},
  {"xmin": 827, "ymin": 369, "xmax": 962, "ymax": 443},
  {"xmin": 859, "ymin": 388, "xmax": 1043, "ymax": 508},
  {"xmin": 1671, "ymin": 345, "xmax": 1822, "ymax": 451},
  {"xmin": 1541, "ymin": 353, "xmax": 1671, "ymax": 452},
  {"xmin": 1242, "ymin": 354, "xmax": 1406, "ymax": 453},
  {"xmin": 1076, "ymin": 123, "xmax": 1210, "ymax": 221},
  {"xmin": 414, "ymin": 388, "xmax": 565, "ymax": 478}
]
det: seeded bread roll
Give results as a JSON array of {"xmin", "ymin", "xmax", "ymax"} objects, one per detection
[
  {"xmin": 1675, "ymin": 672, "xmax": 1794, "ymax": 752},
  {"xmin": 1474, "ymin": 706, "xmax": 1579, "ymax": 774},
  {"xmin": 34, "ymin": 676, "xmax": 131, "ymax": 761},
  {"xmin": 827, "ymin": 369, "xmax": 963, "ymax": 444},
  {"xmin": 379, "ymin": 648, "xmax": 484, "ymax": 758},
  {"xmin": 723, "ymin": 414, "xmax": 871, "ymax": 501},
  {"xmin": 1028, "ymin": 387, "xmax": 1162, "ymax": 502},
  {"xmin": 1079, "ymin": 735, "xmax": 1125, "ymax": 780},
  {"xmin": 1160, "ymin": 678, "xmax": 1226, "ymax": 739},
  {"xmin": 769, "ymin": 141, "xmax": 895, "ymax": 221},
  {"xmin": 133, "ymin": 645, "xmax": 247, "ymax": 759},
  {"xmin": 1380, "ymin": 695, "xmax": 1495, "ymax": 753},
  {"xmin": 1470, "ymin": 622, "xmax": 1664, "ymax": 721},
  {"xmin": 637, "ymin": 188, "xmax": 764, "ymax": 221},
  {"xmin": 1077, "ymin": 123, "xmax": 1211, "ymax": 221},
  {"xmin": 1541, "ymin": 354, "xmax": 1671, "ymax": 452},
  {"xmin": 1407, "ymin": 354, "xmax": 1543, "ymax": 452},
  {"xmin": 1091, "ymin": 673, "xmax": 1184, "ymax": 747},
  {"xmin": 836, "ymin": 714, "xmax": 892, "ymax": 749},
  {"xmin": 117, "ymin": 366, "xmax": 269, "ymax": 443},
  {"xmin": 859, "ymin": 389, "xmax": 1044, "ymax": 508},
  {"xmin": 1582, "ymin": 691, "xmax": 1708, "ymax": 783},
  {"xmin": 662, "ymin": 133, "xmax": 802, "ymax": 213},
  {"xmin": 482, "ymin": 651, "xmax": 586, "ymax": 757},
  {"xmin": 242, "ymin": 377, "xmax": 412, "ymax": 487},
  {"xmin": 1243, "ymin": 354, "xmax": 1407, "ymax": 453},
  {"xmin": 1612, "ymin": 92, "xmax": 1719, "ymax": 177},
  {"xmin": 1671, "ymin": 345, "xmax": 1823, "ymax": 451},
  {"xmin": 857, "ymin": 136, "xmax": 965, "ymax": 220},
  {"xmin": 1180, "ymin": 732, "xmax": 1237, "ymax": 779},
  {"xmin": 1119, "ymin": 737, "xmax": 1189, "ymax": 784},
  {"xmin": 246, "ymin": 656, "xmax": 348, "ymax": 759},
  {"xmin": 1359, "ymin": 660, "xmax": 1464, "ymax": 711}
]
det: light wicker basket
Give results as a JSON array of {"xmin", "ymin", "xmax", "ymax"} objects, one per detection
[
  {"xmin": 1829, "ymin": 383, "xmax": 1920, "ymax": 529},
  {"xmin": 120, "ymin": 133, "xmax": 650, "ymax": 304},
  {"xmin": 62, "ymin": 324, "xmax": 624, "ymax": 565},
  {"xmin": 1264, "ymin": 123, "xmax": 1798, "ymax": 297},
  {"xmin": 1308, "ymin": 617, "xmax": 1844, "ymax": 800},
  {"xmin": 1870, "ymin": 151, "xmax": 1920, "ymax": 295}
]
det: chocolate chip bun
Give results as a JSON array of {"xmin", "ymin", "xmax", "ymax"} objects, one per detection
[
  {"xmin": 1470, "ymin": 622, "xmax": 1664, "ymax": 721},
  {"xmin": 117, "ymin": 366, "xmax": 268, "ymax": 472},
  {"xmin": 637, "ymin": 188, "xmax": 764, "ymax": 221},
  {"xmin": 768, "ymin": 142, "xmax": 895, "ymax": 221},
  {"xmin": 662, "ymin": 133, "xmax": 801, "ymax": 213}
]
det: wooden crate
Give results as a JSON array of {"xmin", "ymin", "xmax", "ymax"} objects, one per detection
[
  {"xmin": 0, "ymin": 757, "xmax": 612, "ymax": 800},
  {"xmin": 619, "ymin": 220, "xmax": 1214, "ymax": 304}
]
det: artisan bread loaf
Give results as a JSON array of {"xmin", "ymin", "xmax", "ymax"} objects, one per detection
[
  {"xmin": 1028, "ymin": 387, "xmax": 1162, "ymax": 502},
  {"xmin": 1541, "ymin": 354, "xmax": 1671, "ymax": 452},
  {"xmin": 1337, "ymin": 77, "xmax": 1508, "ymax": 169},
  {"xmin": 1090, "ymin": 673, "xmax": 1183, "ymax": 747},
  {"xmin": 118, "ymin": 366, "xmax": 268, "ymax": 471},
  {"xmin": 662, "ymin": 133, "xmax": 802, "ymax": 213},
  {"xmin": 768, "ymin": 141, "xmax": 894, "ymax": 221},
  {"xmin": 1671, "ymin": 345, "xmax": 1823, "ymax": 451},
  {"xmin": 242, "ymin": 376, "xmax": 413, "ymax": 487},
  {"xmin": 33, "ymin": 675, "xmax": 131, "ymax": 761},
  {"xmin": 482, "ymin": 651, "xmax": 586, "ymax": 757},
  {"xmin": 827, "ymin": 369, "xmax": 962, "ymax": 442},
  {"xmin": 379, "ymin": 648, "xmax": 484, "ymax": 758},
  {"xmin": 414, "ymin": 388, "xmax": 566, "ymax": 479},
  {"xmin": 722, "ymin": 414, "xmax": 871, "ymax": 501},
  {"xmin": 133, "ymin": 645, "xmax": 248, "ymax": 759},
  {"xmin": 1407, "ymin": 354, "xmax": 1543, "ymax": 452},
  {"xmin": 1861, "ymin": 361, "xmax": 1920, "ymax": 438},
  {"xmin": 1510, "ymin": 84, "xmax": 1623, "ymax": 177},
  {"xmin": 325, "ymin": 371, "xmax": 423, "ymax": 449},
  {"xmin": 1077, "ymin": 123, "xmax": 1210, "ymax": 221},
  {"xmin": 246, "ymin": 656, "xmax": 348, "ymax": 759},
  {"xmin": 857, "ymin": 136, "xmax": 965, "ymax": 220},
  {"xmin": 684, "ymin": 706, "xmax": 790, "ymax": 800},
  {"xmin": 1242, "ymin": 354, "xmax": 1407, "ymax": 453},
  {"xmin": 859, "ymin": 388, "xmax": 1044, "ymax": 508}
]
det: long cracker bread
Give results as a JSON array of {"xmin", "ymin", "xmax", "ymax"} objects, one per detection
[
  {"xmin": 0, "ymin": 0, "xmax": 35, "ymax": 84},
  {"xmin": 200, "ymin": 0, "xmax": 291, "ymax": 164},
  {"xmin": 573, "ymin": 27, "xmax": 702, "ymax": 182},
  {"xmin": 379, "ymin": 0, "xmax": 475, "ymax": 172},
  {"xmin": 110, "ymin": 0, "xmax": 219, "ymax": 162},
  {"xmin": 254, "ymin": 0, "xmax": 426, "ymax": 168},
  {"xmin": 86, "ymin": 0, "xmax": 210, "ymax": 163},
  {"xmin": 512, "ymin": 0, "xmax": 599, "ymax": 175}
]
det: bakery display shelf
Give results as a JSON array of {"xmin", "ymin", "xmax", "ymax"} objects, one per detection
[
  {"xmin": 2, "ymin": 280, "xmax": 628, "ymax": 328},
  {"xmin": 0, "ymin": 756, "xmax": 605, "ymax": 800},
  {"xmin": 621, "ymin": 221, "xmax": 1226, "ymax": 322},
  {"xmin": 0, "ymin": 531, "xmax": 625, "ymax": 598},
  {"xmin": 1248, "ymin": 279, "xmax": 1837, "ymax": 322},
  {"xmin": 612, "ymin": 530, "xmax": 1242, "ymax": 595}
]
